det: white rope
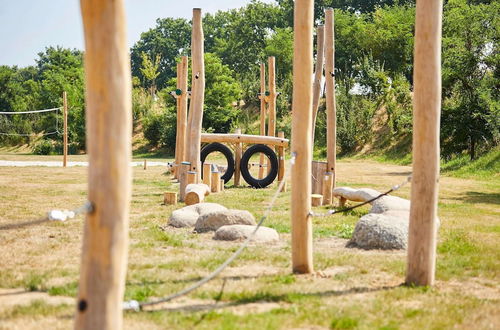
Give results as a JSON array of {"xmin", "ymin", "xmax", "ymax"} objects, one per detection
[{"xmin": 0, "ymin": 107, "xmax": 61, "ymax": 115}]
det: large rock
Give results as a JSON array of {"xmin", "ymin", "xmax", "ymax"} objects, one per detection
[
  {"xmin": 348, "ymin": 212, "xmax": 409, "ymax": 250},
  {"xmin": 370, "ymin": 195, "xmax": 411, "ymax": 214},
  {"xmin": 195, "ymin": 210, "xmax": 256, "ymax": 233},
  {"xmin": 169, "ymin": 203, "xmax": 227, "ymax": 228},
  {"xmin": 214, "ymin": 225, "xmax": 279, "ymax": 242},
  {"xmin": 332, "ymin": 187, "xmax": 381, "ymax": 202}
]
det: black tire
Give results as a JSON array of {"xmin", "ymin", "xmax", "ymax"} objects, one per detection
[
  {"xmin": 240, "ymin": 144, "xmax": 278, "ymax": 188},
  {"xmin": 200, "ymin": 142, "xmax": 235, "ymax": 184}
]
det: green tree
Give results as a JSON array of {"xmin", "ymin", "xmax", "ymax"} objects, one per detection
[
  {"xmin": 140, "ymin": 52, "xmax": 161, "ymax": 97},
  {"xmin": 441, "ymin": 0, "xmax": 499, "ymax": 159}
]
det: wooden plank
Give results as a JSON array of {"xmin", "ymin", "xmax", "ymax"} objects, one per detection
[
  {"xmin": 76, "ymin": 0, "xmax": 131, "ymax": 328},
  {"xmin": 311, "ymin": 25, "xmax": 325, "ymax": 144},
  {"xmin": 406, "ymin": 0, "xmax": 443, "ymax": 287},
  {"xmin": 325, "ymin": 8, "xmax": 337, "ymax": 186},
  {"xmin": 186, "ymin": 8, "xmax": 205, "ymax": 182},
  {"xmin": 291, "ymin": 0, "xmax": 314, "ymax": 274},
  {"xmin": 201, "ymin": 133, "xmax": 288, "ymax": 147},
  {"xmin": 63, "ymin": 91, "xmax": 68, "ymax": 167}
]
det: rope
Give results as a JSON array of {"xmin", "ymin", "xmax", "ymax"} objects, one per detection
[
  {"xmin": 309, "ymin": 175, "xmax": 412, "ymax": 217},
  {"xmin": 123, "ymin": 178, "xmax": 288, "ymax": 312},
  {"xmin": 0, "ymin": 107, "xmax": 61, "ymax": 115},
  {"xmin": 0, "ymin": 201, "xmax": 93, "ymax": 231}
]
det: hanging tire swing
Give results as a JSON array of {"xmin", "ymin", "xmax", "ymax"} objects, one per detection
[
  {"xmin": 200, "ymin": 142, "xmax": 235, "ymax": 183},
  {"xmin": 240, "ymin": 144, "xmax": 278, "ymax": 188}
]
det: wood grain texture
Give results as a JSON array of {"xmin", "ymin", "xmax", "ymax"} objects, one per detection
[
  {"xmin": 325, "ymin": 9, "xmax": 337, "ymax": 185},
  {"xmin": 406, "ymin": 0, "xmax": 443, "ymax": 287},
  {"xmin": 201, "ymin": 133, "xmax": 288, "ymax": 146},
  {"xmin": 291, "ymin": 0, "xmax": 314, "ymax": 274},
  {"xmin": 175, "ymin": 56, "xmax": 189, "ymax": 178},
  {"xmin": 311, "ymin": 25, "xmax": 325, "ymax": 144},
  {"xmin": 234, "ymin": 128, "xmax": 242, "ymax": 186},
  {"xmin": 76, "ymin": 0, "xmax": 132, "ymax": 328}
]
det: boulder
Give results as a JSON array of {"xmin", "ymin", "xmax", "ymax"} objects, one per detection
[
  {"xmin": 370, "ymin": 195, "xmax": 411, "ymax": 214},
  {"xmin": 348, "ymin": 212, "xmax": 409, "ymax": 250},
  {"xmin": 169, "ymin": 203, "xmax": 227, "ymax": 228},
  {"xmin": 214, "ymin": 225, "xmax": 279, "ymax": 242},
  {"xmin": 195, "ymin": 210, "xmax": 256, "ymax": 233}
]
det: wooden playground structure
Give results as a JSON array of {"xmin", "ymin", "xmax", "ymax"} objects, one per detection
[{"xmin": 76, "ymin": 0, "xmax": 443, "ymax": 327}]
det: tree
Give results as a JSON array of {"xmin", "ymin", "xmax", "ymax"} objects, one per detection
[
  {"xmin": 140, "ymin": 52, "xmax": 161, "ymax": 97},
  {"xmin": 441, "ymin": 0, "xmax": 499, "ymax": 159}
]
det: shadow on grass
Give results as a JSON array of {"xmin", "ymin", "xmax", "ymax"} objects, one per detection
[{"xmin": 454, "ymin": 191, "xmax": 500, "ymax": 205}]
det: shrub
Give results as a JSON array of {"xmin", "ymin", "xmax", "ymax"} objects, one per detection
[{"xmin": 32, "ymin": 139, "xmax": 54, "ymax": 155}]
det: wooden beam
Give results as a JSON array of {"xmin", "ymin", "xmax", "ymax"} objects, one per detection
[
  {"xmin": 186, "ymin": 8, "xmax": 205, "ymax": 182},
  {"xmin": 406, "ymin": 0, "xmax": 443, "ymax": 287},
  {"xmin": 291, "ymin": 0, "xmax": 314, "ymax": 274},
  {"xmin": 311, "ymin": 25, "xmax": 325, "ymax": 145},
  {"xmin": 234, "ymin": 128, "xmax": 242, "ymax": 186},
  {"xmin": 325, "ymin": 8, "xmax": 337, "ymax": 186},
  {"xmin": 63, "ymin": 91, "xmax": 68, "ymax": 167},
  {"xmin": 76, "ymin": 0, "xmax": 131, "ymax": 328},
  {"xmin": 201, "ymin": 133, "xmax": 288, "ymax": 147}
]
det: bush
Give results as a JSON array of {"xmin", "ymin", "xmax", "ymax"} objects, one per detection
[
  {"xmin": 32, "ymin": 139, "xmax": 54, "ymax": 155},
  {"xmin": 142, "ymin": 108, "xmax": 177, "ymax": 152}
]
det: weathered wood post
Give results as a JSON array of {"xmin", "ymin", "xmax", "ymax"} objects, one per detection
[
  {"xmin": 325, "ymin": 8, "xmax": 337, "ymax": 187},
  {"xmin": 186, "ymin": 8, "xmax": 205, "ymax": 182},
  {"xmin": 291, "ymin": 0, "xmax": 314, "ymax": 274},
  {"xmin": 277, "ymin": 131, "xmax": 285, "ymax": 183},
  {"xmin": 202, "ymin": 162, "xmax": 212, "ymax": 187},
  {"xmin": 63, "ymin": 91, "xmax": 68, "ymax": 167},
  {"xmin": 267, "ymin": 57, "xmax": 278, "ymax": 175},
  {"xmin": 259, "ymin": 63, "xmax": 267, "ymax": 179},
  {"xmin": 234, "ymin": 128, "xmax": 242, "ymax": 186},
  {"xmin": 406, "ymin": 0, "xmax": 443, "ymax": 287},
  {"xmin": 311, "ymin": 25, "xmax": 325, "ymax": 144},
  {"xmin": 76, "ymin": 0, "xmax": 131, "ymax": 328},
  {"xmin": 174, "ymin": 56, "xmax": 189, "ymax": 179}
]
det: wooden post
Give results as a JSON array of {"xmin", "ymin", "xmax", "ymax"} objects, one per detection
[
  {"xmin": 175, "ymin": 56, "xmax": 189, "ymax": 179},
  {"xmin": 211, "ymin": 167, "xmax": 221, "ymax": 193},
  {"xmin": 277, "ymin": 131, "xmax": 285, "ymax": 182},
  {"xmin": 322, "ymin": 172, "xmax": 333, "ymax": 205},
  {"xmin": 185, "ymin": 184, "xmax": 208, "ymax": 205},
  {"xmin": 187, "ymin": 171, "xmax": 197, "ymax": 185},
  {"xmin": 76, "ymin": 0, "xmax": 131, "ymax": 328},
  {"xmin": 164, "ymin": 192, "xmax": 177, "ymax": 206},
  {"xmin": 63, "ymin": 91, "xmax": 68, "ymax": 167},
  {"xmin": 234, "ymin": 128, "xmax": 242, "ymax": 186},
  {"xmin": 202, "ymin": 162, "xmax": 212, "ymax": 187},
  {"xmin": 186, "ymin": 8, "xmax": 205, "ymax": 182},
  {"xmin": 267, "ymin": 56, "xmax": 277, "ymax": 175},
  {"xmin": 291, "ymin": 0, "xmax": 314, "ymax": 274},
  {"xmin": 143, "ymin": 159, "xmax": 147, "ymax": 170},
  {"xmin": 179, "ymin": 161, "xmax": 190, "ymax": 202},
  {"xmin": 311, "ymin": 25, "xmax": 325, "ymax": 145},
  {"xmin": 259, "ymin": 63, "xmax": 267, "ymax": 179},
  {"xmin": 220, "ymin": 179, "xmax": 225, "ymax": 191},
  {"xmin": 406, "ymin": 0, "xmax": 443, "ymax": 287},
  {"xmin": 311, "ymin": 194, "xmax": 323, "ymax": 207},
  {"xmin": 325, "ymin": 9, "xmax": 337, "ymax": 187}
]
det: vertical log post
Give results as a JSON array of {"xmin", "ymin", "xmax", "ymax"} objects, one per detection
[
  {"xmin": 291, "ymin": 0, "xmax": 314, "ymax": 274},
  {"xmin": 63, "ymin": 91, "xmax": 68, "ymax": 167},
  {"xmin": 322, "ymin": 172, "xmax": 334, "ymax": 205},
  {"xmin": 211, "ymin": 167, "xmax": 221, "ymax": 193},
  {"xmin": 325, "ymin": 9, "xmax": 337, "ymax": 187},
  {"xmin": 186, "ymin": 8, "xmax": 205, "ymax": 182},
  {"xmin": 174, "ymin": 62, "xmax": 182, "ymax": 179},
  {"xmin": 76, "ymin": 0, "xmax": 132, "ymax": 328},
  {"xmin": 406, "ymin": 0, "xmax": 443, "ymax": 287},
  {"xmin": 178, "ymin": 56, "xmax": 189, "ymax": 173},
  {"xmin": 234, "ymin": 128, "xmax": 242, "ymax": 186},
  {"xmin": 311, "ymin": 25, "xmax": 325, "ymax": 144},
  {"xmin": 179, "ymin": 161, "xmax": 191, "ymax": 202},
  {"xmin": 277, "ymin": 131, "xmax": 285, "ymax": 183},
  {"xmin": 187, "ymin": 171, "xmax": 197, "ymax": 185},
  {"xmin": 202, "ymin": 162, "xmax": 212, "ymax": 187},
  {"xmin": 267, "ymin": 56, "xmax": 277, "ymax": 175},
  {"xmin": 258, "ymin": 63, "xmax": 267, "ymax": 179}
]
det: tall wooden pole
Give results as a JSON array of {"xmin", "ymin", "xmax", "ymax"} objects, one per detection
[
  {"xmin": 291, "ymin": 0, "xmax": 314, "ymax": 274},
  {"xmin": 63, "ymin": 91, "xmax": 68, "ymax": 167},
  {"xmin": 174, "ymin": 62, "xmax": 181, "ymax": 179},
  {"xmin": 76, "ymin": 0, "xmax": 132, "ymax": 329},
  {"xmin": 175, "ymin": 56, "xmax": 189, "ymax": 179},
  {"xmin": 311, "ymin": 25, "xmax": 325, "ymax": 145},
  {"xmin": 325, "ymin": 9, "xmax": 337, "ymax": 187},
  {"xmin": 406, "ymin": 0, "xmax": 443, "ymax": 287},
  {"xmin": 234, "ymin": 128, "xmax": 242, "ymax": 186},
  {"xmin": 259, "ymin": 63, "xmax": 267, "ymax": 179},
  {"xmin": 186, "ymin": 8, "xmax": 205, "ymax": 182},
  {"xmin": 268, "ymin": 56, "xmax": 277, "ymax": 138}
]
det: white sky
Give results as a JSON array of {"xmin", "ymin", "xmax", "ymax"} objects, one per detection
[{"xmin": 0, "ymin": 0, "xmax": 274, "ymax": 67}]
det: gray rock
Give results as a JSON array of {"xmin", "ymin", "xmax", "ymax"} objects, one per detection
[
  {"xmin": 333, "ymin": 187, "xmax": 382, "ymax": 202},
  {"xmin": 214, "ymin": 225, "xmax": 279, "ymax": 242},
  {"xmin": 370, "ymin": 195, "xmax": 411, "ymax": 214},
  {"xmin": 348, "ymin": 213, "xmax": 409, "ymax": 250},
  {"xmin": 169, "ymin": 203, "xmax": 227, "ymax": 228},
  {"xmin": 195, "ymin": 210, "xmax": 256, "ymax": 232}
]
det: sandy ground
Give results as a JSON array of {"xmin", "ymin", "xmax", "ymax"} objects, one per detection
[{"xmin": 0, "ymin": 160, "xmax": 170, "ymax": 167}]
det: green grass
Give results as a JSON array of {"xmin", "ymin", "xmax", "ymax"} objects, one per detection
[{"xmin": 441, "ymin": 148, "xmax": 500, "ymax": 179}]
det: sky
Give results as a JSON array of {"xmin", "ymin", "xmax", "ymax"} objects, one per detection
[{"xmin": 0, "ymin": 0, "xmax": 273, "ymax": 67}]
